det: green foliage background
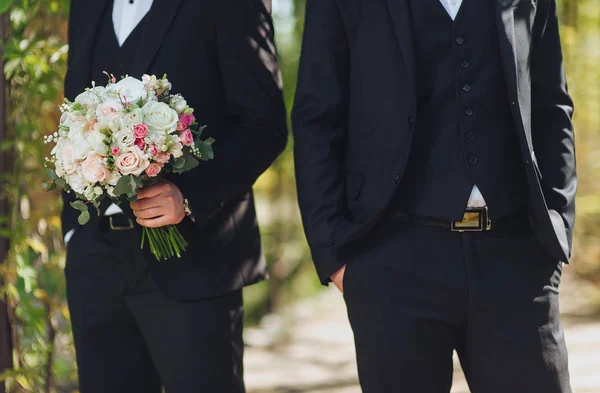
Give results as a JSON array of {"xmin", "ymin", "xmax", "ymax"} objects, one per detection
[{"xmin": 0, "ymin": 0, "xmax": 597, "ymax": 391}]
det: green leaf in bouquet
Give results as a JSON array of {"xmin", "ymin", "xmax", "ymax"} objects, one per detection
[
  {"xmin": 173, "ymin": 157, "xmax": 186, "ymax": 170},
  {"xmin": 43, "ymin": 183, "xmax": 57, "ymax": 192},
  {"xmin": 92, "ymin": 200, "xmax": 102, "ymax": 216},
  {"xmin": 70, "ymin": 200, "xmax": 88, "ymax": 212},
  {"xmin": 78, "ymin": 210, "xmax": 91, "ymax": 225},
  {"xmin": 45, "ymin": 168, "xmax": 57, "ymax": 181},
  {"xmin": 114, "ymin": 175, "xmax": 134, "ymax": 196},
  {"xmin": 55, "ymin": 178, "xmax": 66, "ymax": 188},
  {"xmin": 196, "ymin": 139, "xmax": 215, "ymax": 161}
]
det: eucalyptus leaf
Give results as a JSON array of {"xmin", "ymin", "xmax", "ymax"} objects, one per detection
[
  {"xmin": 78, "ymin": 210, "xmax": 91, "ymax": 225},
  {"xmin": 45, "ymin": 168, "xmax": 57, "ymax": 181},
  {"xmin": 196, "ymin": 141, "xmax": 215, "ymax": 161},
  {"xmin": 173, "ymin": 157, "xmax": 186, "ymax": 169},
  {"xmin": 114, "ymin": 175, "xmax": 133, "ymax": 196},
  {"xmin": 47, "ymin": 183, "xmax": 57, "ymax": 192},
  {"xmin": 70, "ymin": 200, "xmax": 88, "ymax": 212},
  {"xmin": 55, "ymin": 178, "xmax": 66, "ymax": 188}
]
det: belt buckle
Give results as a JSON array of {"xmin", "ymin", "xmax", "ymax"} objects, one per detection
[
  {"xmin": 451, "ymin": 207, "xmax": 492, "ymax": 232},
  {"xmin": 109, "ymin": 216, "xmax": 135, "ymax": 231}
]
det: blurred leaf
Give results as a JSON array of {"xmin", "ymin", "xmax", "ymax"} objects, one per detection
[{"xmin": 0, "ymin": 0, "xmax": 13, "ymax": 14}]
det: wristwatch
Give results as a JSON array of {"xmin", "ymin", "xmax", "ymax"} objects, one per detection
[{"xmin": 183, "ymin": 198, "xmax": 193, "ymax": 219}]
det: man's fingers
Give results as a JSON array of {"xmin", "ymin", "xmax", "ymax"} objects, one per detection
[
  {"xmin": 130, "ymin": 198, "xmax": 162, "ymax": 211},
  {"xmin": 137, "ymin": 183, "xmax": 167, "ymax": 200},
  {"xmin": 132, "ymin": 207, "xmax": 165, "ymax": 220},
  {"xmin": 136, "ymin": 216, "xmax": 170, "ymax": 229},
  {"xmin": 331, "ymin": 265, "xmax": 346, "ymax": 294}
]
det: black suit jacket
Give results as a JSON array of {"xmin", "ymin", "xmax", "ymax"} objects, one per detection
[
  {"xmin": 292, "ymin": 0, "xmax": 576, "ymax": 284},
  {"xmin": 63, "ymin": 0, "xmax": 287, "ymax": 299}
]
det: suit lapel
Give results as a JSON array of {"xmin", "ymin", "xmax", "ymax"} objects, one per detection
[
  {"xmin": 70, "ymin": 0, "xmax": 109, "ymax": 92},
  {"xmin": 129, "ymin": 0, "xmax": 185, "ymax": 77},
  {"xmin": 384, "ymin": 0, "xmax": 416, "ymax": 95},
  {"xmin": 494, "ymin": 1, "xmax": 533, "ymax": 152}
]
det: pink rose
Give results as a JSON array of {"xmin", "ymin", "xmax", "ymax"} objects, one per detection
[
  {"xmin": 133, "ymin": 123, "xmax": 149, "ymax": 138},
  {"xmin": 149, "ymin": 145, "xmax": 160, "ymax": 156},
  {"xmin": 177, "ymin": 121, "xmax": 187, "ymax": 132},
  {"xmin": 95, "ymin": 101, "xmax": 124, "ymax": 122},
  {"xmin": 156, "ymin": 152, "xmax": 171, "ymax": 164},
  {"xmin": 112, "ymin": 147, "xmax": 120, "ymax": 156},
  {"xmin": 179, "ymin": 113, "xmax": 194, "ymax": 127},
  {"xmin": 180, "ymin": 129, "xmax": 194, "ymax": 147},
  {"xmin": 115, "ymin": 145, "xmax": 149, "ymax": 176},
  {"xmin": 145, "ymin": 163, "xmax": 162, "ymax": 177},
  {"xmin": 134, "ymin": 138, "xmax": 146, "ymax": 150},
  {"xmin": 81, "ymin": 153, "xmax": 110, "ymax": 183}
]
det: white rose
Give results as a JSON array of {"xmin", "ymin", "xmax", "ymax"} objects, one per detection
[
  {"xmin": 81, "ymin": 153, "xmax": 110, "ymax": 184},
  {"xmin": 108, "ymin": 77, "xmax": 148, "ymax": 104},
  {"xmin": 169, "ymin": 95, "xmax": 188, "ymax": 114},
  {"xmin": 142, "ymin": 101, "xmax": 179, "ymax": 136},
  {"xmin": 114, "ymin": 127, "xmax": 136, "ymax": 149},
  {"xmin": 67, "ymin": 173, "xmax": 86, "ymax": 195},
  {"xmin": 54, "ymin": 139, "xmax": 78, "ymax": 175},
  {"xmin": 122, "ymin": 108, "xmax": 143, "ymax": 126},
  {"xmin": 70, "ymin": 137, "xmax": 92, "ymax": 161},
  {"xmin": 96, "ymin": 101, "xmax": 124, "ymax": 122},
  {"xmin": 75, "ymin": 87, "xmax": 105, "ymax": 109},
  {"xmin": 87, "ymin": 129, "xmax": 109, "ymax": 155},
  {"xmin": 115, "ymin": 145, "xmax": 149, "ymax": 176}
]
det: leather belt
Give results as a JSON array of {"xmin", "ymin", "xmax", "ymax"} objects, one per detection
[
  {"xmin": 100, "ymin": 214, "xmax": 135, "ymax": 231},
  {"xmin": 391, "ymin": 206, "xmax": 530, "ymax": 234}
]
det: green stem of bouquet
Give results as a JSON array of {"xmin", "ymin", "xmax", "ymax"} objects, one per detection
[{"xmin": 141, "ymin": 225, "xmax": 188, "ymax": 261}]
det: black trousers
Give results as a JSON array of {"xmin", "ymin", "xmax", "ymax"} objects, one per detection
[
  {"xmin": 65, "ymin": 223, "xmax": 245, "ymax": 393},
  {"xmin": 343, "ymin": 218, "xmax": 571, "ymax": 393}
]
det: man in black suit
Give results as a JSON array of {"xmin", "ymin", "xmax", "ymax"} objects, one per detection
[
  {"xmin": 293, "ymin": 0, "xmax": 576, "ymax": 392},
  {"xmin": 62, "ymin": 0, "xmax": 286, "ymax": 392}
]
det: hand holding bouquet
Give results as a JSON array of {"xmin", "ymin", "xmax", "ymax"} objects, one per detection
[{"xmin": 44, "ymin": 73, "xmax": 214, "ymax": 261}]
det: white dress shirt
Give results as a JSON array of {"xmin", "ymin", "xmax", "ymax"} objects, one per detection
[
  {"xmin": 65, "ymin": 0, "xmax": 154, "ymax": 243},
  {"xmin": 112, "ymin": 0, "xmax": 154, "ymax": 47},
  {"xmin": 438, "ymin": 0, "xmax": 487, "ymax": 208}
]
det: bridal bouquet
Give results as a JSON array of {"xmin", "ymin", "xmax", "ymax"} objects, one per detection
[{"xmin": 44, "ymin": 73, "xmax": 214, "ymax": 260}]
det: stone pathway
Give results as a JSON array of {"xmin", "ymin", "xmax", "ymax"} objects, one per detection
[{"xmin": 244, "ymin": 270, "xmax": 600, "ymax": 393}]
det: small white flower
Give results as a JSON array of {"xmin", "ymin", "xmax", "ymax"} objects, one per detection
[{"xmin": 169, "ymin": 94, "xmax": 188, "ymax": 114}]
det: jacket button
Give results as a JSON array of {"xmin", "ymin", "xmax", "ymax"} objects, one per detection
[
  {"xmin": 465, "ymin": 107, "xmax": 474, "ymax": 116},
  {"xmin": 455, "ymin": 36, "xmax": 465, "ymax": 45},
  {"xmin": 462, "ymin": 84, "xmax": 471, "ymax": 92},
  {"xmin": 467, "ymin": 132, "xmax": 476, "ymax": 141},
  {"xmin": 407, "ymin": 116, "xmax": 414, "ymax": 127},
  {"xmin": 469, "ymin": 156, "xmax": 479, "ymax": 165},
  {"xmin": 461, "ymin": 60, "xmax": 470, "ymax": 69}
]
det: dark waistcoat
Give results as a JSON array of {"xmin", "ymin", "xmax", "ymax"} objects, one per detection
[
  {"xmin": 394, "ymin": 0, "xmax": 528, "ymax": 220},
  {"xmin": 90, "ymin": 4, "xmax": 148, "ymax": 215},
  {"xmin": 90, "ymin": 3, "xmax": 148, "ymax": 84}
]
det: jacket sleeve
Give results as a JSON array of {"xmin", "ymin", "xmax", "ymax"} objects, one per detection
[
  {"xmin": 292, "ymin": 0, "xmax": 350, "ymax": 285},
  {"xmin": 530, "ymin": 0, "xmax": 577, "ymax": 252},
  {"xmin": 172, "ymin": 0, "xmax": 288, "ymax": 229}
]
